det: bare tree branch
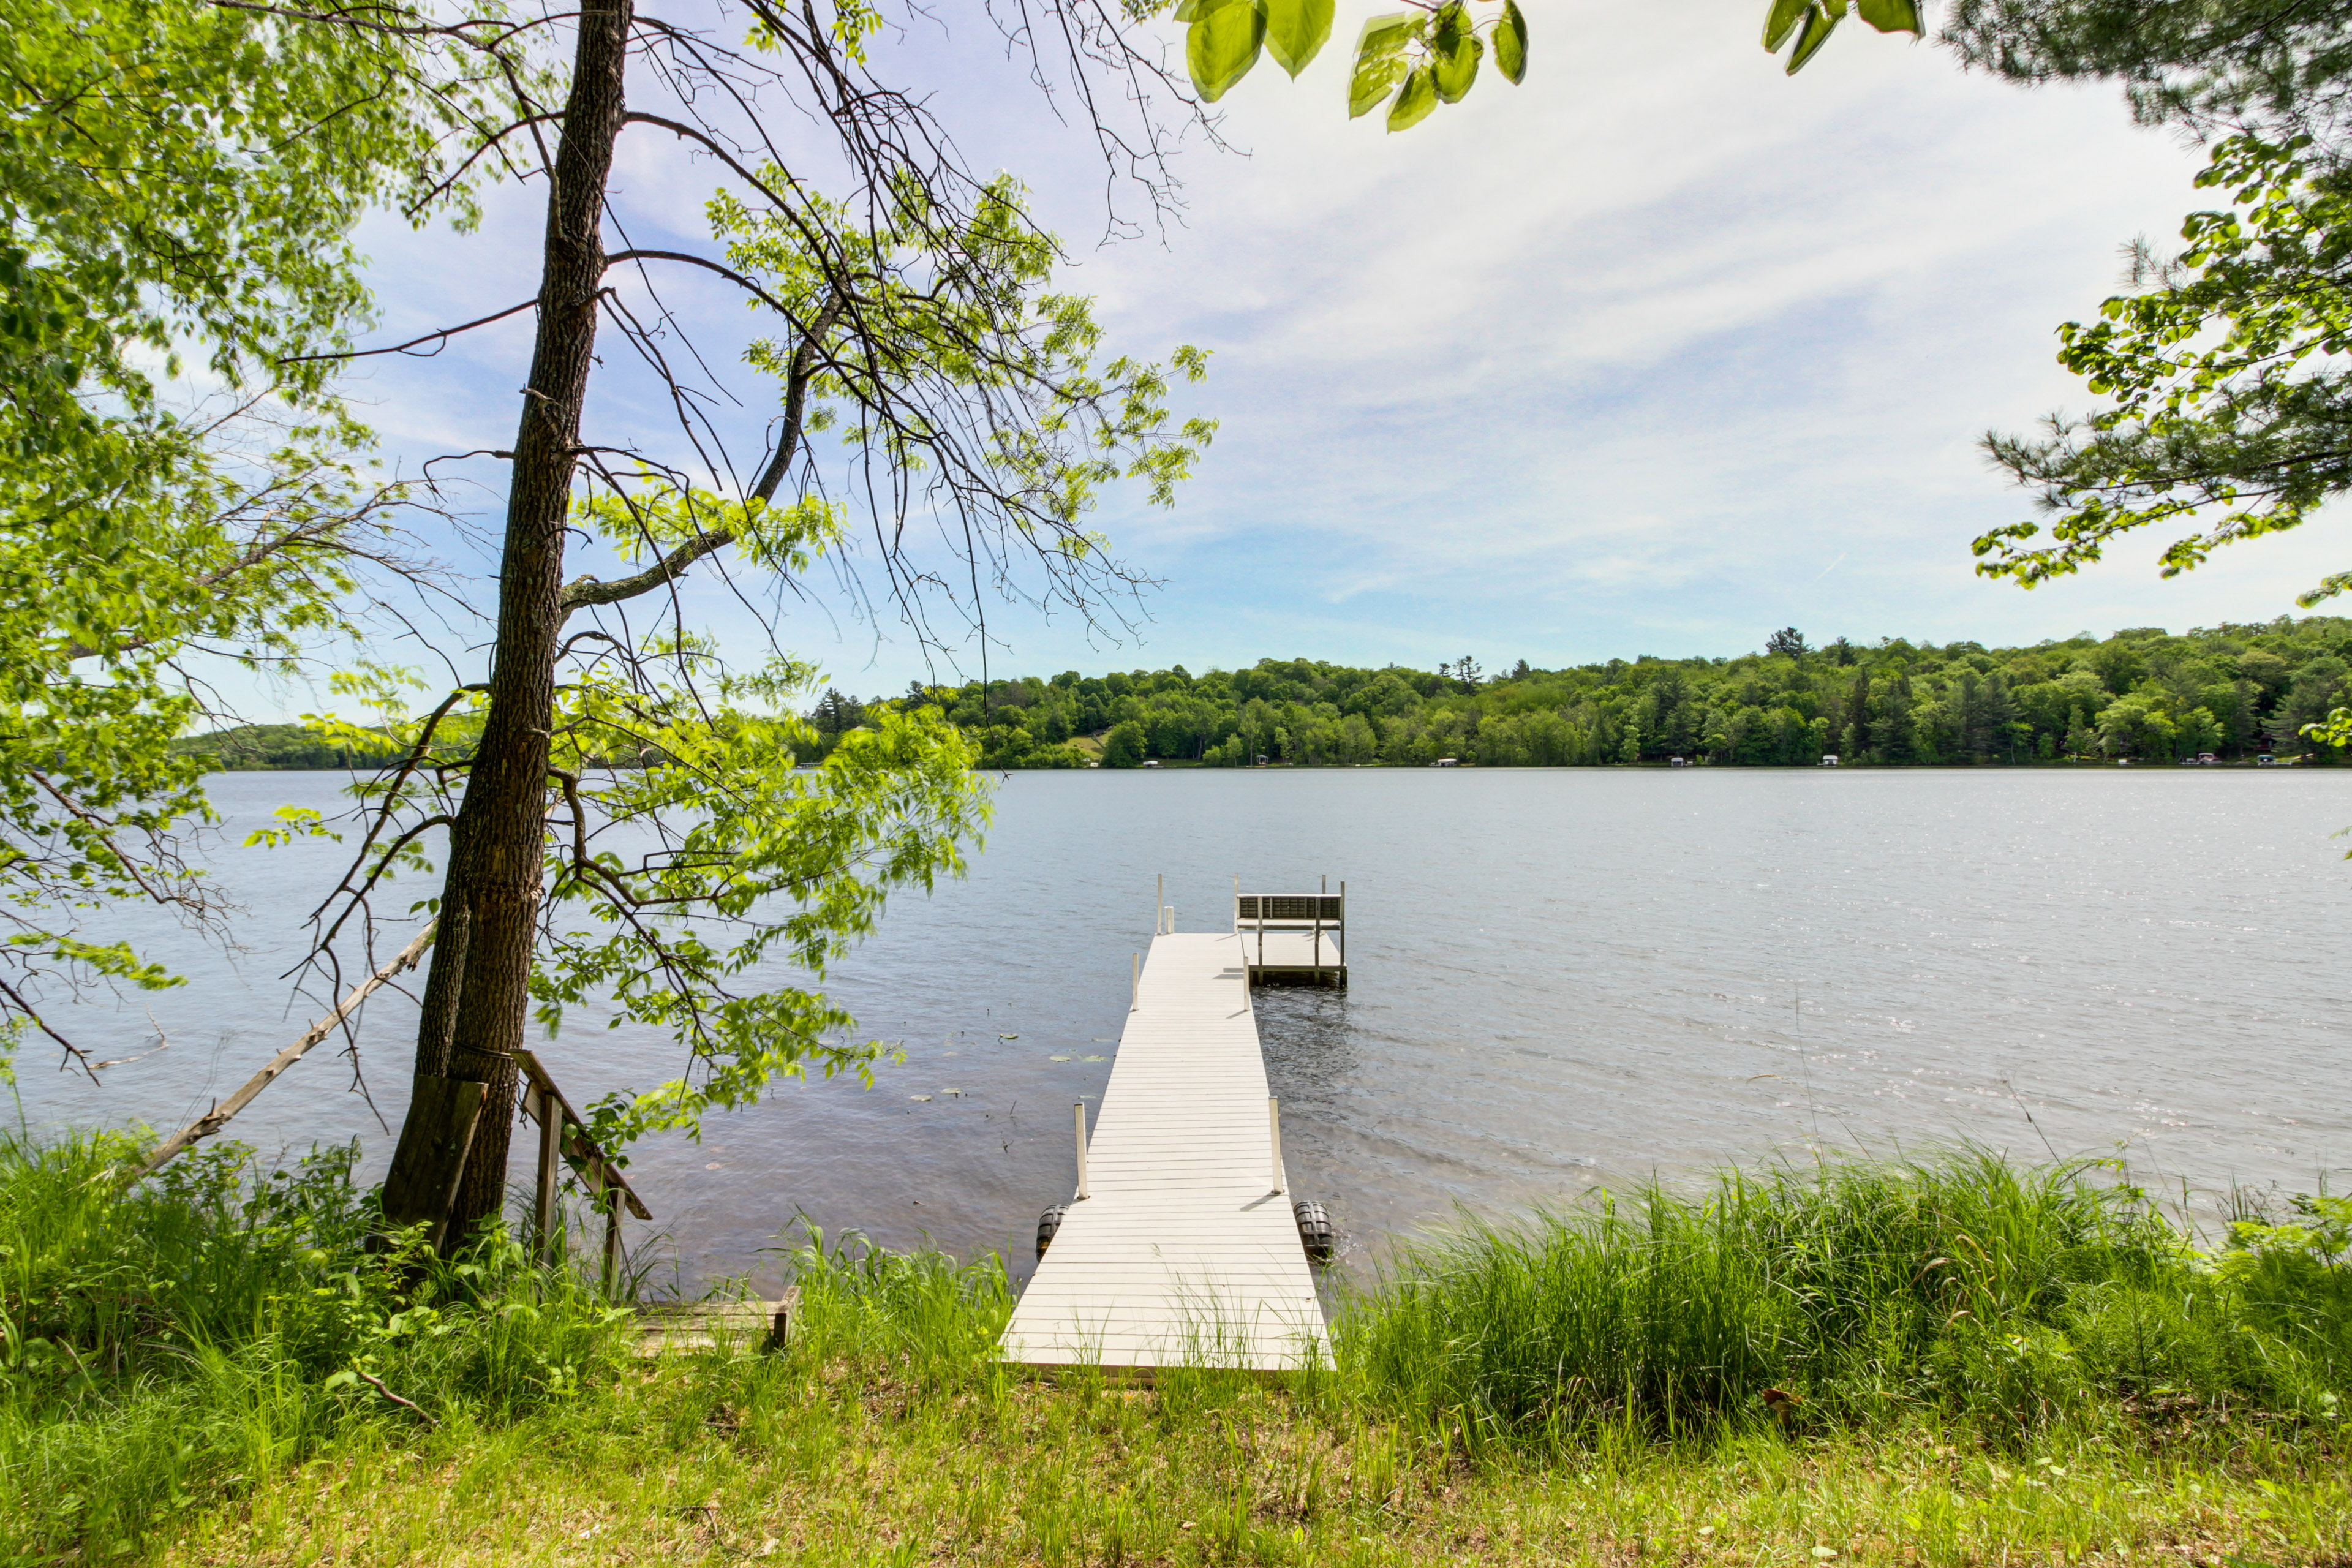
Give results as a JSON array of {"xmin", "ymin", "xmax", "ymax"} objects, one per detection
[{"xmin": 279, "ymin": 297, "xmax": 541, "ymax": 367}]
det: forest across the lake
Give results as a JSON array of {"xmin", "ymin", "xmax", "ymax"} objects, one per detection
[{"xmin": 183, "ymin": 616, "xmax": 2352, "ymax": 772}]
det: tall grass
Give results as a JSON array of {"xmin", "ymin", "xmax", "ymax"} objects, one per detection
[
  {"xmin": 780, "ymin": 1222, "xmax": 1017, "ymax": 1382},
  {"xmin": 6, "ymin": 1129, "xmax": 2346, "ymax": 1561},
  {"xmin": 0, "ymin": 1129, "xmax": 631, "ymax": 1559},
  {"xmin": 703, "ymin": 1151, "xmax": 2350, "ymax": 1455},
  {"xmin": 1335, "ymin": 1150, "xmax": 2352, "ymax": 1445}
]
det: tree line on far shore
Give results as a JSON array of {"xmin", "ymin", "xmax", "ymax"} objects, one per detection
[
  {"xmin": 178, "ymin": 617, "xmax": 2352, "ymax": 772},
  {"xmin": 897, "ymin": 618, "xmax": 2352, "ymax": 769}
]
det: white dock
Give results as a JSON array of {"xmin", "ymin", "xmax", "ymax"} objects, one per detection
[{"xmin": 999, "ymin": 931, "xmax": 1329, "ymax": 1373}]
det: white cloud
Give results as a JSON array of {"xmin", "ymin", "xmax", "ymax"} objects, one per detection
[{"xmin": 233, "ymin": 6, "xmax": 2346, "ymax": 714}]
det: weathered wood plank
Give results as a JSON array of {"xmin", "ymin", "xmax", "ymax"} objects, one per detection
[
  {"xmin": 633, "ymin": 1289, "xmax": 799, "ymax": 1356},
  {"xmin": 511, "ymin": 1047, "xmax": 651, "ymax": 1221},
  {"xmin": 379, "ymin": 1074, "xmax": 487, "ymax": 1248},
  {"xmin": 134, "ymin": 924, "xmax": 437, "ymax": 1181}
]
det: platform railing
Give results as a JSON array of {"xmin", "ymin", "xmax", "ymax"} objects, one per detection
[{"xmin": 1233, "ymin": 882, "xmax": 1346, "ymax": 987}]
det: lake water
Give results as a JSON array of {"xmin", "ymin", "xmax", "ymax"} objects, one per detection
[{"xmin": 17, "ymin": 767, "xmax": 2348, "ymax": 1292}]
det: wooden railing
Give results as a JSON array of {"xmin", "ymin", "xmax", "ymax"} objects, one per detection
[{"xmin": 514, "ymin": 1048, "xmax": 650, "ymax": 1294}]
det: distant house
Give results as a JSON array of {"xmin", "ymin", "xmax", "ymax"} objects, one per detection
[
  {"xmin": 1140, "ymin": 759, "xmax": 1162, "ymax": 769},
  {"xmin": 1820, "ymin": 754, "xmax": 1839, "ymax": 767},
  {"xmin": 1431, "ymin": 757, "xmax": 1458, "ymax": 767},
  {"xmin": 1668, "ymin": 756, "xmax": 1689, "ymax": 767}
]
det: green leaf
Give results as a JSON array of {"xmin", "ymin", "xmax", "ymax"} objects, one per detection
[
  {"xmin": 1430, "ymin": 0, "xmax": 1469, "ymax": 55},
  {"xmin": 1349, "ymin": 53, "xmax": 1406, "ymax": 117},
  {"xmin": 1785, "ymin": 5, "xmax": 1841, "ymax": 73},
  {"xmin": 1355, "ymin": 9, "xmax": 1422, "ymax": 61},
  {"xmin": 1494, "ymin": 0, "xmax": 1528, "ymax": 84},
  {"xmin": 1855, "ymin": 0, "xmax": 1923, "ymax": 34},
  {"xmin": 1762, "ymin": 0, "xmax": 1809, "ymax": 50},
  {"xmin": 1387, "ymin": 64, "xmax": 1438, "ymax": 131},
  {"xmin": 1349, "ymin": 9, "xmax": 1422, "ymax": 116},
  {"xmin": 1264, "ymin": 0, "xmax": 1335, "ymax": 78},
  {"xmin": 1188, "ymin": 0, "xmax": 1267, "ymax": 102},
  {"xmin": 1433, "ymin": 31, "xmax": 1482, "ymax": 104}
]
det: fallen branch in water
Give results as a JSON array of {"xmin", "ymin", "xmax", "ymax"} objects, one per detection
[{"xmin": 130, "ymin": 922, "xmax": 435, "ymax": 1182}]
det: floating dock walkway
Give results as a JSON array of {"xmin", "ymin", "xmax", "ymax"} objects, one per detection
[{"xmin": 999, "ymin": 905, "xmax": 1339, "ymax": 1373}]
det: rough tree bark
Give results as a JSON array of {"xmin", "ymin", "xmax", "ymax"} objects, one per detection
[{"xmin": 379, "ymin": 0, "xmax": 633, "ymax": 1242}]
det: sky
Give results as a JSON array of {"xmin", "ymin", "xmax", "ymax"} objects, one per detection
[{"xmin": 298, "ymin": 2, "xmax": 2351, "ymax": 715}]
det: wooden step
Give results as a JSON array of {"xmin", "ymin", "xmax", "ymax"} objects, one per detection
[{"xmin": 631, "ymin": 1289, "xmax": 797, "ymax": 1356}]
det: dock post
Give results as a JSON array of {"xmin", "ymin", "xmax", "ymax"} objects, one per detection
[
  {"xmin": 534, "ymin": 1088, "xmax": 562, "ymax": 1268},
  {"xmin": 1074, "ymin": 1102, "xmax": 1090, "ymax": 1200},
  {"xmin": 1268, "ymin": 1098, "xmax": 1284, "ymax": 1194},
  {"xmin": 1313, "ymin": 872, "xmax": 1324, "ymax": 980},
  {"xmin": 601, "ymin": 1189, "xmax": 622, "ymax": 1297}
]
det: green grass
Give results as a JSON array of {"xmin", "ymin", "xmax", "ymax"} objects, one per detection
[
  {"xmin": 0, "ymin": 1129, "xmax": 632, "ymax": 1560},
  {"xmin": 1341, "ymin": 1152, "xmax": 2352, "ymax": 1444},
  {"xmin": 4, "ymin": 1133, "xmax": 2347, "ymax": 1564}
]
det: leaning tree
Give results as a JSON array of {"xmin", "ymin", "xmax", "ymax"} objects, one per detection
[{"xmin": 238, "ymin": 0, "xmax": 1243, "ymax": 1245}]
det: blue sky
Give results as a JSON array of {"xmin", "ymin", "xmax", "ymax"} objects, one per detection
[{"xmin": 304, "ymin": 4, "xmax": 2346, "ymax": 715}]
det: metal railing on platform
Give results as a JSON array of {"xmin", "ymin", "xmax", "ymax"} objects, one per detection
[{"xmin": 1232, "ymin": 876, "xmax": 1346, "ymax": 987}]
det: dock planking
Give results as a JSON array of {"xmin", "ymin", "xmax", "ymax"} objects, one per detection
[{"xmin": 998, "ymin": 932, "xmax": 1329, "ymax": 1373}]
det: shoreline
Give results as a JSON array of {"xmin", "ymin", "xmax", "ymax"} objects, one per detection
[{"xmin": 7, "ymin": 1135, "xmax": 2347, "ymax": 1563}]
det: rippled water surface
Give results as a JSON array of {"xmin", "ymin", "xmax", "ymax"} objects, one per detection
[{"xmin": 20, "ymin": 767, "xmax": 2349, "ymax": 1289}]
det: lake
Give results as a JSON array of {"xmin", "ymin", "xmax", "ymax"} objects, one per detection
[{"xmin": 17, "ymin": 767, "xmax": 2348, "ymax": 1292}]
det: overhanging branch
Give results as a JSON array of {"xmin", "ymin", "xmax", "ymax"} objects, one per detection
[{"xmin": 559, "ymin": 527, "xmax": 734, "ymax": 610}]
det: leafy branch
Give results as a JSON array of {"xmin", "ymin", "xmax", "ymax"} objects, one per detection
[{"xmin": 1974, "ymin": 136, "xmax": 2352, "ymax": 609}]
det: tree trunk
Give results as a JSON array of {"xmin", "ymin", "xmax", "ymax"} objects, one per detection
[{"xmin": 378, "ymin": 0, "xmax": 633, "ymax": 1245}]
